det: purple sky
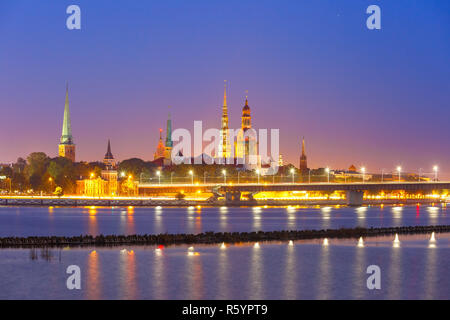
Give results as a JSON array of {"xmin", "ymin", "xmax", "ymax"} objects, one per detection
[{"xmin": 0, "ymin": 0, "xmax": 449, "ymax": 177}]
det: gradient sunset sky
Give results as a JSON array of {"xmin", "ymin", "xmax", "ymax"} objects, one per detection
[{"xmin": 0, "ymin": 0, "xmax": 449, "ymax": 176}]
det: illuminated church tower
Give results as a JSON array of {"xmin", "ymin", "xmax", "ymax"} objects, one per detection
[
  {"xmin": 103, "ymin": 139, "xmax": 116, "ymax": 169},
  {"xmin": 164, "ymin": 111, "xmax": 173, "ymax": 161},
  {"xmin": 58, "ymin": 84, "xmax": 76, "ymax": 162},
  {"xmin": 300, "ymin": 137, "xmax": 308, "ymax": 173},
  {"xmin": 236, "ymin": 95, "xmax": 259, "ymax": 170},
  {"xmin": 218, "ymin": 82, "xmax": 232, "ymax": 160},
  {"xmin": 154, "ymin": 129, "xmax": 166, "ymax": 160}
]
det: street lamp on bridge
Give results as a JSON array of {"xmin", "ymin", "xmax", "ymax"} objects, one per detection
[
  {"xmin": 397, "ymin": 166, "xmax": 402, "ymax": 182},
  {"xmin": 156, "ymin": 170, "xmax": 161, "ymax": 185},
  {"xmin": 433, "ymin": 166, "xmax": 439, "ymax": 181},
  {"xmin": 325, "ymin": 167, "xmax": 330, "ymax": 183},
  {"xmin": 222, "ymin": 170, "xmax": 227, "ymax": 184},
  {"xmin": 290, "ymin": 168, "xmax": 295, "ymax": 184},
  {"xmin": 361, "ymin": 167, "xmax": 366, "ymax": 183},
  {"xmin": 189, "ymin": 170, "xmax": 194, "ymax": 185},
  {"xmin": 256, "ymin": 169, "xmax": 260, "ymax": 184}
]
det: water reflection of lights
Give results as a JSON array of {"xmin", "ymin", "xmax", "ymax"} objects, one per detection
[
  {"xmin": 321, "ymin": 207, "xmax": 332, "ymax": 213},
  {"xmin": 252, "ymin": 207, "xmax": 262, "ymax": 213},
  {"xmin": 254, "ymin": 242, "xmax": 260, "ymax": 248},
  {"xmin": 392, "ymin": 207, "xmax": 403, "ymax": 213},
  {"xmin": 357, "ymin": 237, "xmax": 364, "ymax": 248},
  {"xmin": 288, "ymin": 240, "xmax": 294, "ymax": 246},
  {"xmin": 220, "ymin": 242, "xmax": 227, "ymax": 249},
  {"xmin": 393, "ymin": 234, "xmax": 400, "ymax": 248},
  {"xmin": 220, "ymin": 206, "xmax": 228, "ymax": 213},
  {"xmin": 323, "ymin": 238, "xmax": 329, "ymax": 246}
]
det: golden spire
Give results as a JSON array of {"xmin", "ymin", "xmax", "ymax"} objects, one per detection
[{"xmin": 223, "ymin": 80, "xmax": 227, "ymax": 107}]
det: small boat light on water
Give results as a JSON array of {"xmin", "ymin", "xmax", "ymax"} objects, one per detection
[
  {"xmin": 430, "ymin": 232, "xmax": 436, "ymax": 243},
  {"xmin": 357, "ymin": 237, "xmax": 364, "ymax": 248},
  {"xmin": 288, "ymin": 240, "xmax": 294, "ymax": 246},
  {"xmin": 323, "ymin": 238, "xmax": 329, "ymax": 246},
  {"xmin": 220, "ymin": 242, "xmax": 226, "ymax": 249},
  {"xmin": 254, "ymin": 242, "xmax": 260, "ymax": 249},
  {"xmin": 393, "ymin": 234, "xmax": 400, "ymax": 248}
]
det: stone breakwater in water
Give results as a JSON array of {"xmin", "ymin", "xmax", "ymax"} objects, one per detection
[{"xmin": 0, "ymin": 225, "xmax": 448, "ymax": 248}]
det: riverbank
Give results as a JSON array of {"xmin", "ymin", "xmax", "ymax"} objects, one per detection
[
  {"xmin": 0, "ymin": 196, "xmax": 446, "ymax": 207},
  {"xmin": 0, "ymin": 225, "xmax": 448, "ymax": 248}
]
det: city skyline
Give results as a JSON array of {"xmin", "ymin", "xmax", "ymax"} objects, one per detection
[{"xmin": 0, "ymin": 1, "xmax": 449, "ymax": 177}]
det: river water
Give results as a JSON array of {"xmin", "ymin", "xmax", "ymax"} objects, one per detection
[
  {"xmin": 0, "ymin": 205, "xmax": 448, "ymax": 299},
  {"xmin": 0, "ymin": 204, "xmax": 447, "ymax": 237}
]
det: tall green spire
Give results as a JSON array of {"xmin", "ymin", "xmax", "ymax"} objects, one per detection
[
  {"xmin": 60, "ymin": 83, "xmax": 73, "ymax": 145},
  {"xmin": 165, "ymin": 108, "xmax": 173, "ymax": 148}
]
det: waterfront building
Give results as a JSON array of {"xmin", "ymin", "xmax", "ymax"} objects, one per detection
[
  {"xmin": 58, "ymin": 84, "xmax": 76, "ymax": 162},
  {"xmin": 101, "ymin": 140, "xmax": 118, "ymax": 195},
  {"xmin": 235, "ymin": 96, "xmax": 259, "ymax": 170},
  {"xmin": 300, "ymin": 137, "xmax": 308, "ymax": 173}
]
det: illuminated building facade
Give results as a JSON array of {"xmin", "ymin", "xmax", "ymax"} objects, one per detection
[
  {"xmin": 58, "ymin": 84, "xmax": 76, "ymax": 162},
  {"xmin": 101, "ymin": 140, "xmax": 118, "ymax": 195},
  {"xmin": 235, "ymin": 96, "xmax": 259, "ymax": 170}
]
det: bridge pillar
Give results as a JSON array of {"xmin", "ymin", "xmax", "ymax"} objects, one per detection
[
  {"xmin": 225, "ymin": 191, "xmax": 242, "ymax": 205},
  {"xmin": 346, "ymin": 190, "xmax": 364, "ymax": 206}
]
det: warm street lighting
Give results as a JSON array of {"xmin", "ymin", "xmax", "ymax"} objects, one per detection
[
  {"xmin": 203, "ymin": 172, "xmax": 207, "ymax": 184},
  {"xmin": 256, "ymin": 169, "xmax": 260, "ymax": 184},
  {"xmin": 361, "ymin": 167, "xmax": 366, "ymax": 183},
  {"xmin": 433, "ymin": 166, "xmax": 439, "ymax": 181},
  {"xmin": 90, "ymin": 172, "xmax": 95, "ymax": 179},
  {"xmin": 189, "ymin": 170, "xmax": 194, "ymax": 185},
  {"xmin": 290, "ymin": 168, "xmax": 295, "ymax": 184},
  {"xmin": 222, "ymin": 169, "xmax": 227, "ymax": 184},
  {"xmin": 325, "ymin": 167, "xmax": 330, "ymax": 183},
  {"xmin": 397, "ymin": 166, "xmax": 402, "ymax": 182},
  {"xmin": 120, "ymin": 171, "xmax": 126, "ymax": 178},
  {"xmin": 381, "ymin": 169, "xmax": 385, "ymax": 183}
]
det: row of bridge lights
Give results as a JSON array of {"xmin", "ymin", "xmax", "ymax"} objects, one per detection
[
  {"xmin": 128, "ymin": 165, "xmax": 440, "ymax": 185},
  {"xmin": 322, "ymin": 165, "xmax": 439, "ymax": 183}
]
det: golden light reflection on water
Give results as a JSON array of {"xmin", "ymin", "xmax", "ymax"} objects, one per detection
[
  {"xmin": 216, "ymin": 247, "xmax": 230, "ymax": 299},
  {"xmin": 86, "ymin": 250, "xmax": 100, "ymax": 300},
  {"xmin": 249, "ymin": 243, "xmax": 263, "ymax": 299},
  {"xmin": 283, "ymin": 242, "xmax": 297, "ymax": 299},
  {"xmin": 153, "ymin": 247, "xmax": 167, "ymax": 299},
  {"xmin": 87, "ymin": 207, "xmax": 98, "ymax": 236},
  {"xmin": 423, "ymin": 243, "xmax": 437, "ymax": 299},
  {"xmin": 186, "ymin": 249, "xmax": 204, "ymax": 299},
  {"xmin": 119, "ymin": 249, "xmax": 138, "ymax": 299},
  {"xmin": 317, "ymin": 245, "xmax": 331, "ymax": 299}
]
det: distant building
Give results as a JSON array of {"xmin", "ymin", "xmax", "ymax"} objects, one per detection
[
  {"xmin": 76, "ymin": 140, "xmax": 118, "ymax": 196},
  {"xmin": 101, "ymin": 140, "xmax": 118, "ymax": 195},
  {"xmin": 58, "ymin": 84, "xmax": 76, "ymax": 162},
  {"xmin": 299, "ymin": 137, "xmax": 308, "ymax": 173},
  {"xmin": 154, "ymin": 128, "xmax": 166, "ymax": 160}
]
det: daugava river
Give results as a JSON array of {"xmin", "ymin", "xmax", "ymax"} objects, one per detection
[{"xmin": 0, "ymin": 205, "xmax": 448, "ymax": 299}]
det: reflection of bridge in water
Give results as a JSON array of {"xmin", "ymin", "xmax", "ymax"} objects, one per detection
[{"xmin": 138, "ymin": 182, "xmax": 450, "ymax": 206}]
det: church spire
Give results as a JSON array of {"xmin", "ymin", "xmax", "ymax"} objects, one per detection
[
  {"xmin": 58, "ymin": 82, "xmax": 76, "ymax": 162},
  {"xmin": 165, "ymin": 107, "xmax": 173, "ymax": 148},
  {"xmin": 302, "ymin": 137, "xmax": 306, "ymax": 156},
  {"xmin": 223, "ymin": 81, "xmax": 227, "ymax": 107},
  {"xmin": 60, "ymin": 82, "xmax": 73, "ymax": 144}
]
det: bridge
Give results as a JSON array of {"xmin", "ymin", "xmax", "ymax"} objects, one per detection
[{"xmin": 138, "ymin": 181, "xmax": 450, "ymax": 206}]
